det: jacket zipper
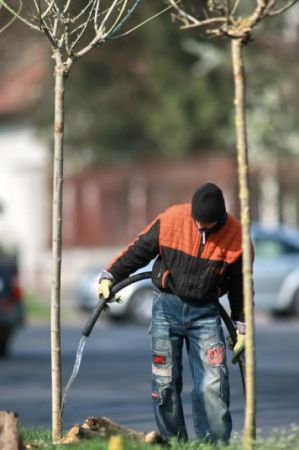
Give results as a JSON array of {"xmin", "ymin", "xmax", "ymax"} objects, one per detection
[{"xmin": 196, "ymin": 230, "xmax": 207, "ymax": 290}]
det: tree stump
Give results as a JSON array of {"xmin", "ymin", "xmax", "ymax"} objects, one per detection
[
  {"xmin": 60, "ymin": 416, "xmax": 164, "ymax": 445},
  {"xmin": 0, "ymin": 411, "xmax": 25, "ymax": 450}
]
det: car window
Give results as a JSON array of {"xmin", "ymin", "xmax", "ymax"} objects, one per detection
[{"xmin": 255, "ymin": 238, "xmax": 299, "ymax": 258}]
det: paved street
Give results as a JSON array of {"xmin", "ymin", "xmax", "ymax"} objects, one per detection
[{"xmin": 0, "ymin": 315, "xmax": 298, "ymax": 438}]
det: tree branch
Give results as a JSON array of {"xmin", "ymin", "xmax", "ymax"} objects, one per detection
[
  {"xmin": 111, "ymin": 1, "xmax": 183, "ymax": 38},
  {"xmin": 0, "ymin": 0, "xmax": 22, "ymax": 32},
  {"xmin": 97, "ymin": 0, "xmax": 119, "ymax": 36},
  {"xmin": 0, "ymin": 0, "xmax": 40, "ymax": 30},
  {"xmin": 70, "ymin": 0, "xmax": 97, "ymax": 52},
  {"xmin": 41, "ymin": 0, "xmax": 56, "ymax": 20},
  {"xmin": 62, "ymin": 0, "xmax": 71, "ymax": 15},
  {"xmin": 168, "ymin": 0, "xmax": 204, "ymax": 28},
  {"xmin": 72, "ymin": 0, "xmax": 95, "ymax": 23},
  {"xmin": 94, "ymin": 0, "xmax": 100, "ymax": 31},
  {"xmin": 231, "ymin": 0, "xmax": 241, "ymax": 15},
  {"xmin": 106, "ymin": 0, "xmax": 140, "ymax": 38},
  {"xmin": 267, "ymin": 0, "xmax": 298, "ymax": 15},
  {"xmin": 179, "ymin": 16, "xmax": 228, "ymax": 30}
]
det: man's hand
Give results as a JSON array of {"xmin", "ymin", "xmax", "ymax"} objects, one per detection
[
  {"xmin": 98, "ymin": 271, "xmax": 114, "ymax": 299},
  {"xmin": 231, "ymin": 321, "xmax": 246, "ymax": 364},
  {"xmin": 98, "ymin": 279, "xmax": 112, "ymax": 299}
]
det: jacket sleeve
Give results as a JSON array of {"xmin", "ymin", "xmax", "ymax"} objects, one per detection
[
  {"xmin": 226, "ymin": 256, "xmax": 244, "ymax": 322},
  {"xmin": 106, "ymin": 217, "xmax": 160, "ymax": 283},
  {"xmin": 226, "ymin": 242, "xmax": 255, "ymax": 322}
]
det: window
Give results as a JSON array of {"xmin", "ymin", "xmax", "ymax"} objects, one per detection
[{"xmin": 254, "ymin": 238, "xmax": 298, "ymax": 258}]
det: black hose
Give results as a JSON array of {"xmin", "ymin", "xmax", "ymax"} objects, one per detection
[
  {"xmin": 218, "ymin": 302, "xmax": 246, "ymax": 393},
  {"xmin": 81, "ymin": 271, "xmax": 245, "ymax": 393},
  {"xmin": 82, "ymin": 272, "xmax": 153, "ymax": 337}
]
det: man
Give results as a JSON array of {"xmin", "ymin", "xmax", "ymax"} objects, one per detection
[{"xmin": 98, "ymin": 182, "xmax": 251, "ymax": 443}]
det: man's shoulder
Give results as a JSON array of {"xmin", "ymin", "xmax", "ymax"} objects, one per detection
[
  {"xmin": 227, "ymin": 213, "xmax": 241, "ymax": 229},
  {"xmin": 159, "ymin": 204, "xmax": 192, "ymax": 239},
  {"xmin": 163, "ymin": 203, "xmax": 191, "ymax": 218},
  {"xmin": 220, "ymin": 214, "xmax": 243, "ymax": 262}
]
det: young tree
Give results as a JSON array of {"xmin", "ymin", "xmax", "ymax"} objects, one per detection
[
  {"xmin": 0, "ymin": 0, "xmax": 18, "ymax": 31},
  {"xmin": 167, "ymin": 1, "xmax": 298, "ymax": 448},
  {"xmin": 0, "ymin": 0, "xmax": 170, "ymax": 441}
]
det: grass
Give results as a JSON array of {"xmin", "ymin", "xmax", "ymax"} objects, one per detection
[
  {"xmin": 24, "ymin": 294, "xmax": 50, "ymax": 321},
  {"xmin": 24, "ymin": 293, "xmax": 82, "ymax": 323},
  {"xmin": 20, "ymin": 425, "xmax": 299, "ymax": 450}
]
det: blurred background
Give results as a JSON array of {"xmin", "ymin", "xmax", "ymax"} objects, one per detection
[
  {"xmin": 1, "ymin": 2, "xmax": 299, "ymax": 436},
  {"xmin": 1, "ymin": 2, "xmax": 299, "ymax": 328}
]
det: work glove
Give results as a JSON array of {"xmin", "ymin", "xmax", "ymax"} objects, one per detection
[
  {"xmin": 98, "ymin": 270, "xmax": 114, "ymax": 299},
  {"xmin": 231, "ymin": 321, "xmax": 246, "ymax": 364},
  {"xmin": 98, "ymin": 271, "xmax": 122, "ymax": 305}
]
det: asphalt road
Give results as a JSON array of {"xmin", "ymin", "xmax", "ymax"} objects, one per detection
[{"xmin": 0, "ymin": 316, "xmax": 298, "ymax": 438}]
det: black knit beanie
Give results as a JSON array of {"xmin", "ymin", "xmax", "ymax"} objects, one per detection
[{"xmin": 191, "ymin": 182, "xmax": 226, "ymax": 223}]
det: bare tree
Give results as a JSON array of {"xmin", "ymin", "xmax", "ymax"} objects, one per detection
[
  {"xmin": 0, "ymin": 0, "xmax": 173, "ymax": 441},
  {"xmin": 167, "ymin": 1, "xmax": 298, "ymax": 448},
  {"xmin": 0, "ymin": 0, "xmax": 20, "ymax": 31}
]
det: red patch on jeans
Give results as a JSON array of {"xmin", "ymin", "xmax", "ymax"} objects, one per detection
[
  {"xmin": 153, "ymin": 355, "xmax": 166, "ymax": 364},
  {"xmin": 207, "ymin": 345, "xmax": 225, "ymax": 366},
  {"xmin": 152, "ymin": 392, "xmax": 160, "ymax": 400}
]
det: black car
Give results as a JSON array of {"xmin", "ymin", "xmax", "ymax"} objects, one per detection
[{"xmin": 0, "ymin": 251, "xmax": 24, "ymax": 357}]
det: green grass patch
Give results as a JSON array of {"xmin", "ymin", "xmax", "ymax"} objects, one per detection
[
  {"xmin": 24, "ymin": 293, "xmax": 82, "ymax": 323},
  {"xmin": 20, "ymin": 425, "xmax": 299, "ymax": 450},
  {"xmin": 21, "ymin": 427, "xmax": 105, "ymax": 449},
  {"xmin": 24, "ymin": 294, "xmax": 50, "ymax": 320}
]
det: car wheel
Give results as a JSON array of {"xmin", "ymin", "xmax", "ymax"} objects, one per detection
[
  {"xmin": 0, "ymin": 338, "xmax": 9, "ymax": 358},
  {"xmin": 126, "ymin": 287, "xmax": 154, "ymax": 325},
  {"xmin": 292, "ymin": 289, "xmax": 299, "ymax": 316}
]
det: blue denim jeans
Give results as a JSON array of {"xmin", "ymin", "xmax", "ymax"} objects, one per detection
[{"xmin": 151, "ymin": 293, "xmax": 232, "ymax": 443}]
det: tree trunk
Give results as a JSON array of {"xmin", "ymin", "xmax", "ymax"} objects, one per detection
[
  {"xmin": 0, "ymin": 411, "xmax": 25, "ymax": 450},
  {"xmin": 231, "ymin": 37, "xmax": 256, "ymax": 450},
  {"xmin": 51, "ymin": 50, "xmax": 66, "ymax": 442}
]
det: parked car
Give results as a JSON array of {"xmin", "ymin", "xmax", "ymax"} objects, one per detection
[
  {"xmin": 74, "ymin": 261, "xmax": 155, "ymax": 324},
  {"xmin": 0, "ymin": 251, "xmax": 24, "ymax": 357},
  {"xmin": 250, "ymin": 223, "xmax": 299, "ymax": 315},
  {"xmin": 75, "ymin": 223, "xmax": 299, "ymax": 324}
]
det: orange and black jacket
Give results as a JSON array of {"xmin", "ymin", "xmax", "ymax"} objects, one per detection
[{"xmin": 106, "ymin": 204, "xmax": 253, "ymax": 321}]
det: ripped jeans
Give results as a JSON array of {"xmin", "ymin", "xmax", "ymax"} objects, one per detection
[{"xmin": 151, "ymin": 293, "xmax": 232, "ymax": 443}]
